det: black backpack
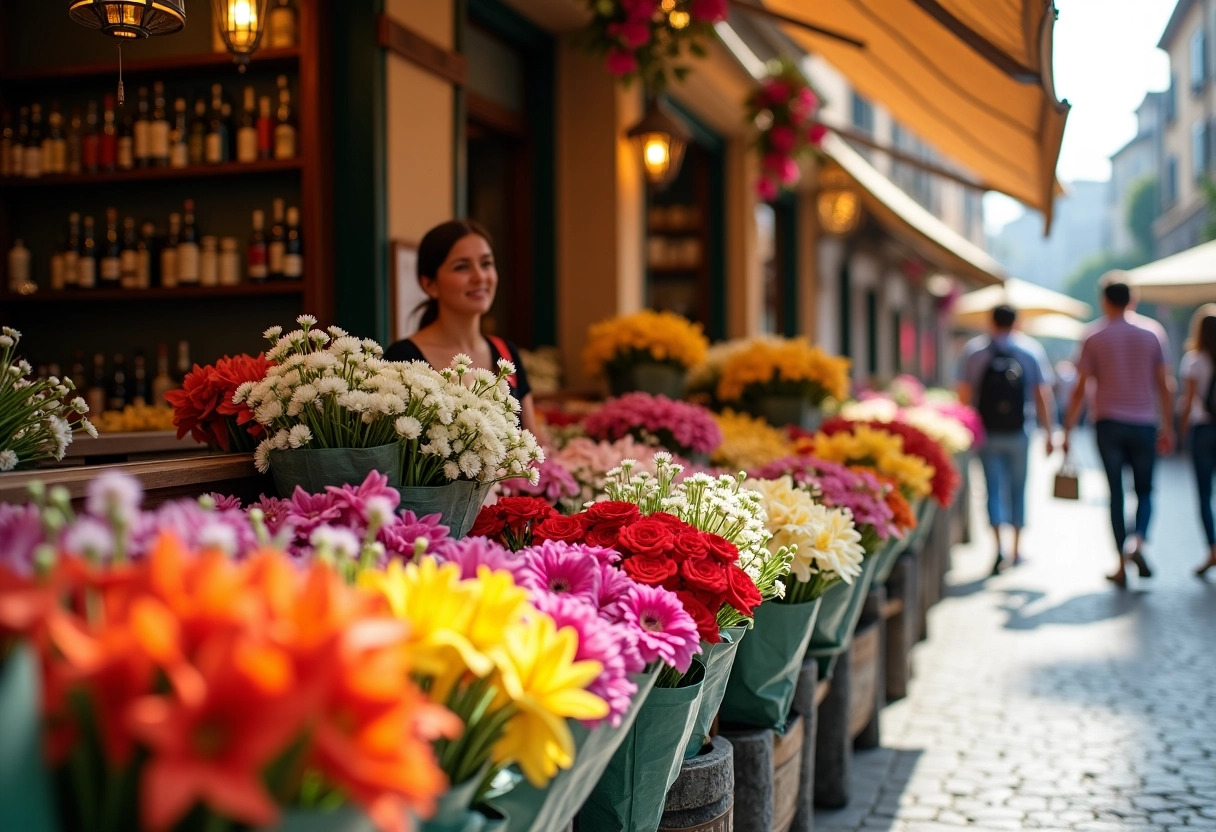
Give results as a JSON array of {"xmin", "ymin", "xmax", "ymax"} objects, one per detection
[{"xmin": 977, "ymin": 343, "xmax": 1026, "ymax": 432}]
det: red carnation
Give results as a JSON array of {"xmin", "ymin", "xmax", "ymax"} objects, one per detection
[
  {"xmin": 681, "ymin": 557, "xmax": 729, "ymax": 594},
  {"xmin": 617, "ymin": 518, "xmax": 677, "ymax": 559},
  {"xmin": 532, "ymin": 514, "xmax": 589, "ymax": 544},
  {"xmin": 723, "ymin": 565, "xmax": 762, "ymax": 617},
  {"xmin": 676, "ymin": 590, "xmax": 721, "ymax": 644},
  {"xmin": 623, "ymin": 553, "xmax": 678, "ymax": 586}
]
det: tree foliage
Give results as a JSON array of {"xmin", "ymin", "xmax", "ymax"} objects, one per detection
[
  {"xmin": 1064, "ymin": 251, "xmax": 1144, "ymax": 305},
  {"xmin": 1126, "ymin": 176, "xmax": 1159, "ymax": 256}
]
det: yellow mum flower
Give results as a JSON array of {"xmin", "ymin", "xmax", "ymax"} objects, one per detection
[
  {"xmin": 583, "ymin": 310, "xmax": 709, "ymax": 377},
  {"xmin": 716, "ymin": 338, "xmax": 851, "ymax": 404},
  {"xmin": 712, "ymin": 409, "xmax": 794, "ymax": 471},
  {"xmin": 809, "ymin": 425, "xmax": 934, "ymax": 499},
  {"xmin": 489, "ymin": 613, "xmax": 608, "ymax": 787}
]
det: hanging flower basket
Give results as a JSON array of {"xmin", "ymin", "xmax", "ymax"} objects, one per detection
[{"xmin": 747, "ymin": 59, "xmax": 826, "ymax": 201}]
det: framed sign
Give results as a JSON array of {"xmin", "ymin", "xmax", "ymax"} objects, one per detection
[{"xmin": 390, "ymin": 239, "xmax": 424, "ymax": 341}]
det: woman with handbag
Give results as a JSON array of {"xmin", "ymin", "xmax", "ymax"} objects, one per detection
[{"xmin": 1178, "ymin": 304, "xmax": 1216, "ymax": 577}]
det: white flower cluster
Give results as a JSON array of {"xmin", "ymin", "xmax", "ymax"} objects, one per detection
[
  {"xmin": 603, "ymin": 452, "xmax": 792, "ymax": 601},
  {"xmin": 0, "ymin": 327, "xmax": 96, "ymax": 471},
  {"xmin": 236, "ymin": 316, "xmax": 542, "ymax": 485}
]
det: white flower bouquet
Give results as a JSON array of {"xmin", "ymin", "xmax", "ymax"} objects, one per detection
[{"xmin": 0, "ymin": 327, "xmax": 96, "ymax": 471}]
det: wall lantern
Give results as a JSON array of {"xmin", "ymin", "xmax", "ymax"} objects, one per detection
[
  {"xmin": 817, "ymin": 168, "xmax": 862, "ymax": 235},
  {"xmin": 627, "ymin": 100, "xmax": 692, "ymax": 188},
  {"xmin": 211, "ymin": 0, "xmax": 270, "ymax": 69},
  {"xmin": 68, "ymin": 0, "xmax": 185, "ymax": 38}
]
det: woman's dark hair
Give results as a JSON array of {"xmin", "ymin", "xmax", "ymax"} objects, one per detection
[{"xmin": 413, "ymin": 219, "xmax": 493, "ymax": 330}]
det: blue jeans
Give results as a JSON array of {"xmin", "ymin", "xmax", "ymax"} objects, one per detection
[
  {"xmin": 1094, "ymin": 420, "xmax": 1157, "ymax": 555},
  {"xmin": 1191, "ymin": 423, "xmax": 1216, "ymax": 545},
  {"xmin": 978, "ymin": 430, "xmax": 1030, "ymax": 528}
]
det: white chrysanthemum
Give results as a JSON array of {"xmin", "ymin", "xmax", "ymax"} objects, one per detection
[
  {"xmin": 263, "ymin": 325, "xmax": 283, "ymax": 340},
  {"xmin": 0, "ymin": 449, "xmax": 17, "ymax": 471},
  {"xmin": 297, "ymin": 314, "xmax": 318, "ymax": 327},
  {"xmin": 395, "ymin": 416, "xmax": 422, "ymax": 440},
  {"xmin": 310, "ymin": 525, "xmax": 360, "ymax": 560},
  {"xmin": 443, "ymin": 461, "xmax": 461, "ymax": 480},
  {"xmin": 81, "ymin": 417, "xmax": 98, "ymax": 438},
  {"xmin": 288, "ymin": 424, "xmax": 313, "ymax": 449},
  {"xmin": 254, "ymin": 440, "xmax": 272, "ymax": 473}
]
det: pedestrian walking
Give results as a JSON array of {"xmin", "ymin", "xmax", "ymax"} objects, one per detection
[
  {"xmin": 1177, "ymin": 304, "xmax": 1216, "ymax": 577},
  {"xmin": 1062, "ymin": 273, "xmax": 1175, "ymax": 587},
  {"xmin": 958, "ymin": 304, "xmax": 1056, "ymax": 574}
]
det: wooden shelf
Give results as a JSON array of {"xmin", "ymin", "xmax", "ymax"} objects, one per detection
[
  {"xmin": 0, "ymin": 48, "xmax": 300, "ymax": 84},
  {"xmin": 0, "ymin": 283, "xmax": 304, "ymax": 303},
  {"xmin": 0, "ymin": 158, "xmax": 302, "ymax": 190}
]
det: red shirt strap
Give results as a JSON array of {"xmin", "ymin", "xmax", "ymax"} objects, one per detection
[{"xmin": 487, "ymin": 335, "xmax": 518, "ymax": 388}]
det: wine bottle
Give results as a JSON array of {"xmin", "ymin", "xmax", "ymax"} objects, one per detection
[
  {"xmin": 108, "ymin": 353, "xmax": 128, "ymax": 412},
  {"xmin": 170, "ymin": 98, "xmax": 189, "ymax": 168},
  {"xmin": 79, "ymin": 215, "xmax": 98, "ymax": 289},
  {"xmin": 24, "ymin": 103, "xmax": 43, "ymax": 178},
  {"xmin": 11, "ymin": 107, "xmax": 28, "ymax": 177},
  {"xmin": 45, "ymin": 103, "xmax": 66, "ymax": 175},
  {"xmin": 177, "ymin": 199, "xmax": 200, "ymax": 284},
  {"xmin": 274, "ymin": 76, "xmax": 296, "ymax": 160},
  {"xmin": 175, "ymin": 340, "xmax": 192, "ymax": 385},
  {"xmin": 120, "ymin": 216, "xmax": 139, "ymax": 289},
  {"xmin": 82, "ymin": 100, "xmax": 100, "ymax": 173},
  {"xmin": 7, "ymin": 239, "xmax": 30, "ymax": 292},
  {"xmin": 133, "ymin": 86, "xmax": 151, "ymax": 168},
  {"xmin": 248, "ymin": 209, "xmax": 268, "ymax": 282},
  {"xmin": 66, "ymin": 107, "xmax": 83, "ymax": 175},
  {"xmin": 268, "ymin": 0, "xmax": 297, "ymax": 48},
  {"xmin": 100, "ymin": 207, "xmax": 121, "ymax": 287},
  {"xmin": 150, "ymin": 81, "xmax": 171, "ymax": 167},
  {"xmin": 237, "ymin": 85, "xmax": 258, "ymax": 163},
  {"xmin": 161, "ymin": 212, "xmax": 181, "ymax": 289},
  {"xmin": 257, "ymin": 95, "xmax": 273, "ymax": 160},
  {"xmin": 100, "ymin": 96, "xmax": 118, "ymax": 172},
  {"xmin": 117, "ymin": 109, "xmax": 135, "ymax": 171},
  {"xmin": 205, "ymin": 84, "xmax": 229, "ymax": 165},
  {"xmin": 268, "ymin": 197, "xmax": 286, "ymax": 280},
  {"xmin": 131, "ymin": 352, "xmax": 149, "ymax": 406},
  {"xmin": 86, "ymin": 354, "xmax": 107, "ymax": 414},
  {"xmin": 188, "ymin": 96, "xmax": 208, "ymax": 166},
  {"xmin": 283, "ymin": 206, "xmax": 303, "ymax": 279},
  {"xmin": 137, "ymin": 220, "xmax": 156, "ymax": 288},
  {"xmin": 0, "ymin": 111, "xmax": 11, "ymax": 177},
  {"xmin": 63, "ymin": 212, "xmax": 81, "ymax": 288},
  {"xmin": 151, "ymin": 343, "xmax": 174, "ymax": 404}
]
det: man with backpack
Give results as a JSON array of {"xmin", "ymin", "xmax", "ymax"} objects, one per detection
[
  {"xmin": 1062, "ymin": 274, "xmax": 1175, "ymax": 588},
  {"xmin": 958, "ymin": 304, "xmax": 1057, "ymax": 575}
]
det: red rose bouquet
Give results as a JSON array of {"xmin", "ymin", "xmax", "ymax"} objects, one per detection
[{"xmin": 167, "ymin": 352, "xmax": 271, "ymax": 452}]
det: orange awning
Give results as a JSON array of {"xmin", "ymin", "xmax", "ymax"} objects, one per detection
[{"xmin": 760, "ymin": 0, "xmax": 1070, "ymax": 231}]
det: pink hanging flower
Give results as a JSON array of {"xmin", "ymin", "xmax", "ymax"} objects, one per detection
[
  {"xmin": 809, "ymin": 123, "xmax": 827, "ymax": 145},
  {"xmin": 609, "ymin": 18, "xmax": 652, "ymax": 50},
  {"xmin": 606, "ymin": 49, "xmax": 640, "ymax": 78},
  {"xmin": 689, "ymin": 0, "xmax": 729, "ymax": 23},
  {"xmin": 618, "ymin": 583, "xmax": 701, "ymax": 673},
  {"xmin": 756, "ymin": 176, "xmax": 779, "ymax": 202},
  {"xmin": 780, "ymin": 157, "xmax": 800, "ymax": 185},
  {"xmin": 768, "ymin": 124, "xmax": 797, "ymax": 155}
]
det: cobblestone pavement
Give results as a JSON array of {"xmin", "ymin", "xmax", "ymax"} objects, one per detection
[{"xmin": 815, "ymin": 429, "xmax": 1216, "ymax": 832}]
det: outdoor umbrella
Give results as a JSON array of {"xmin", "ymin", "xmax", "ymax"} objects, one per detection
[
  {"xmin": 1019, "ymin": 313, "xmax": 1089, "ymax": 341},
  {"xmin": 952, "ymin": 278, "xmax": 1092, "ymax": 331},
  {"xmin": 1126, "ymin": 240, "xmax": 1216, "ymax": 305}
]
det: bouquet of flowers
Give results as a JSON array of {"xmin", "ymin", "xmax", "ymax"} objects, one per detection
[
  {"xmin": 819, "ymin": 417, "xmax": 959, "ymax": 506},
  {"xmin": 166, "ymin": 352, "xmax": 271, "ymax": 451},
  {"xmin": 583, "ymin": 310, "xmax": 709, "ymax": 381},
  {"xmin": 748, "ymin": 59, "xmax": 826, "ymax": 201},
  {"xmin": 581, "ymin": 0, "xmax": 728, "ymax": 89},
  {"xmin": 711, "ymin": 409, "xmax": 793, "ymax": 472},
  {"xmin": 746, "ymin": 475, "xmax": 865, "ymax": 602},
  {"xmin": 0, "ymin": 327, "xmax": 95, "ymax": 471},
  {"xmin": 839, "ymin": 395, "xmax": 977, "ymax": 455},
  {"xmin": 798, "ymin": 422, "xmax": 935, "ymax": 501},
  {"xmin": 583, "ymin": 392, "xmax": 722, "ymax": 459},
  {"xmin": 716, "ymin": 337, "xmax": 851, "ymax": 407}
]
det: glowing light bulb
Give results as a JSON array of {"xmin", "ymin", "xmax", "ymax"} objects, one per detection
[
  {"xmin": 233, "ymin": 0, "xmax": 253, "ymax": 26},
  {"xmin": 644, "ymin": 138, "xmax": 670, "ymax": 169},
  {"xmin": 669, "ymin": 10, "xmax": 691, "ymax": 29}
]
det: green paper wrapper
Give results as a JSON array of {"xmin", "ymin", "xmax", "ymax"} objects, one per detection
[
  {"xmin": 419, "ymin": 768, "xmax": 488, "ymax": 832},
  {"xmin": 264, "ymin": 808, "xmax": 375, "ymax": 831},
  {"xmin": 872, "ymin": 534, "xmax": 911, "ymax": 585},
  {"xmin": 719, "ymin": 598, "xmax": 821, "ymax": 730},
  {"xmin": 269, "ymin": 443, "xmax": 402, "ymax": 497},
  {"xmin": 398, "ymin": 480, "xmax": 494, "ymax": 539},
  {"xmin": 497, "ymin": 668, "xmax": 659, "ymax": 832},
  {"xmin": 807, "ymin": 553, "xmax": 881, "ymax": 679},
  {"xmin": 683, "ymin": 626, "xmax": 747, "ymax": 758},
  {"xmin": 578, "ymin": 660, "xmax": 706, "ymax": 832},
  {"xmin": 0, "ymin": 646, "xmax": 59, "ymax": 832}
]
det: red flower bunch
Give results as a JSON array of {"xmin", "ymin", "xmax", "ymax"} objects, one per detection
[
  {"xmin": 586, "ymin": 0, "xmax": 728, "ymax": 89},
  {"xmin": 470, "ymin": 496, "xmax": 566, "ymax": 550},
  {"xmin": 166, "ymin": 353, "xmax": 272, "ymax": 452},
  {"xmin": 748, "ymin": 59, "xmax": 825, "ymax": 201},
  {"xmin": 819, "ymin": 417, "xmax": 960, "ymax": 507}
]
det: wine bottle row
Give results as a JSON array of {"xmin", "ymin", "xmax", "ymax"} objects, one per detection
[
  {"xmin": 41, "ymin": 342, "xmax": 194, "ymax": 415},
  {"xmin": 0, "ymin": 76, "xmax": 298, "ymax": 178},
  {"xmin": 6, "ymin": 198, "xmax": 304, "ymax": 293}
]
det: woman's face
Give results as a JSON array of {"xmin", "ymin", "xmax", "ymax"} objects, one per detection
[{"xmin": 423, "ymin": 233, "xmax": 497, "ymax": 318}]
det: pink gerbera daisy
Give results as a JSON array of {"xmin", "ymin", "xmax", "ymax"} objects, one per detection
[
  {"xmin": 619, "ymin": 584, "xmax": 701, "ymax": 673},
  {"xmin": 517, "ymin": 540, "xmax": 602, "ymax": 606}
]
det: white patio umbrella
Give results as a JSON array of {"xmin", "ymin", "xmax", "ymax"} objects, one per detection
[
  {"xmin": 1126, "ymin": 240, "xmax": 1216, "ymax": 305},
  {"xmin": 1019, "ymin": 313, "xmax": 1088, "ymax": 341},
  {"xmin": 951, "ymin": 278, "xmax": 1092, "ymax": 331}
]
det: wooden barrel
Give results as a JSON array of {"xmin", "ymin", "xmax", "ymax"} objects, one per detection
[
  {"xmin": 771, "ymin": 714, "xmax": 805, "ymax": 832},
  {"xmin": 659, "ymin": 736, "xmax": 734, "ymax": 831}
]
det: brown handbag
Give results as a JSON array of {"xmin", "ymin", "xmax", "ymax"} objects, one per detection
[{"xmin": 1053, "ymin": 455, "xmax": 1080, "ymax": 500}]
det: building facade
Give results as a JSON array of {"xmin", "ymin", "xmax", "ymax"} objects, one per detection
[{"xmin": 1109, "ymin": 91, "xmax": 1163, "ymax": 257}]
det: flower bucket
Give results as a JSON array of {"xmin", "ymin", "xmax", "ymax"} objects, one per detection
[
  {"xmin": 807, "ymin": 554, "xmax": 881, "ymax": 679},
  {"xmin": 579, "ymin": 660, "xmax": 706, "ymax": 832},
  {"xmin": 872, "ymin": 535, "xmax": 911, "ymax": 586},
  {"xmin": 0, "ymin": 646, "xmax": 59, "ymax": 832},
  {"xmin": 269, "ymin": 443, "xmax": 403, "ymax": 497},
  {"xmin": 745, "ymin": 394, "xmax": 821, "ymax": 432},
  {"xmin": 684, "ymin": 625, "xmax": 748, "ymax": 758},
  {"xmin": 608, "ymin": 362, "xmax": 687, "ymax": 399},
  {"xmin": 718, "ymin": 598, "xmax": 821, "ymax": 731},
  {"xmin": 264, "ymin": 808, "xmax": 375, "ymax": 831},
  {"xmin": 497, "ymin": 668, "xmax": 659, "ymax": 832},
  {"xmin": 419, "ymin": 768, "xmax": 488, "ymax": 832},
  {"xmin": 398, "ymin": 480, "xmax": 494, "ymax": 539}
]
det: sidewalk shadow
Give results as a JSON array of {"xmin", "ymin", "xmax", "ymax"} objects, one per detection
[
  {"xmin": 814, "ymin": 747, "xmax": 923, "ymax": 832},
  {"xmin": 944, "ymin": 575, "xmax": 990, "ymax": 599},
  {"xmin": 997, "ymin": 587, "xmax": 1141, "ymax": 631}
]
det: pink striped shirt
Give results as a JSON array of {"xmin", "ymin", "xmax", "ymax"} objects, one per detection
[{"xmin": 1077, "ymin": 316, "xmax": 1167, "ymax": 425}]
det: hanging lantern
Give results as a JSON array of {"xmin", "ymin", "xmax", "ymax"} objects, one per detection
[
  {"xmin": 817, "ymin": 168, "xmax": 862, "ymax": 235},
  {"xmin": 211, "ymin": 0, "xmax": 270, "ymax": 69},
  {"xmin": 627, "ymin": 99, "xmax": 692, "ymax": 188},
  {"xmin": 68, "ymin": 0, "xmax": 186, "ymax": 38}
]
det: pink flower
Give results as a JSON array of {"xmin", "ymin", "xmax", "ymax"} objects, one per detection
[
  {"xmin": 583, "ymin": 393, "xmax": 723, "ymax": 458},
  {"xmin": 430, "ymin": 535, "xmax": 522, "ymax": 580},
  {"xmin": 690, "ymin": 0, "xmax": 728, "ymax": 22},
  {"xmin": 809, "ymin": 123, "xmax": 827, "ymax": 145},
  {"xmin": 756, "ymin": 175, "xmax": 779, "ymax": 202},
  {"xmin": 780, "ymin": 157, "xmax": 800, "ymax": 185},
  {"xmin": 283, "ymin": 488, "xmax": 343, "ymax": 537},
  {"xmin": 378, "ymin": 510, "xmax": 452, "ymax": 562},
  {"xmin": 598, "ymin": 561, "xmax": 637, "ymax": 619},
  {"xmin": 761, "ymin": 80, "xmax": 790, "ymax": 108},
  {"xmin": 86, "ymin": 471, "xmax": 144, "ymax": 525},
  {"xmin": 609, "ymin": 18, "xmax": 652, "ymax": 49},
  {"xmin": 789, "ymin": 87, "xmax": 819, "ymax": 119},
  {"xmin": 0, "ymin": 504, "xmax": 46, "ymax": 576},
  {"xmin": 205, "ymin": 493, "xmax": 245, "ymax": 511},
  {"xmin": 251, "ymin": 495, "xmax": 288, "ymax": 533},
  {"xmin": 606, "ymin": 49, "xmax": 639, "ymax": 78},
  {"xmin": 768, "ymin": 124, "xmax": 796, "ymax": 155},
  {"xmin": 325, "ymin": 470, "xmax": 401, "ymax": 527},
  {"xmin": 518, "ymin": 540, "xmax": 603, "ymax": 606},
  {"xmin": 619, "ymin": 583, "xmax": 701, "ymax": 673}
]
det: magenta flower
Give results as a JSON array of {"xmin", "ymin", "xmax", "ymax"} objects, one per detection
[
  {"xmin": 430, "ymin": 535, "xmax": 523, "ymax": 581},
  {"xmin": 618, "ymin": 583, "xmax": 701, "ymax": 673},
  {"xmin": 518, "ymin": 540, "xmax": 603, "ymax": 606},
  {"xmin": 325, "ymin": 470, "xmax": 401, "ymax": 527},
  {"xmin": 252, "ymin": 495, "xmax": 289, "ymax": 533},
  {"xmin": 0, "ymin": 503, "xmax": 46, "ymax": 576},
  {"xmin": 378, "ymin": 510, "xmax": 452, "ymax": 562},
  {"xmin": 597, "ymin": 562, "xmax": 637, "ymax": 619},
  {"xmin": 205, "ymin": 493, "xmax": 245, "ymax": 511},
  {"xmin": 283, "ymin": 487, "xmax": 343, "ymax": 537},
  {"xmin": 583, "ymin": 393, "xmax": 723, "ymax": 458}
]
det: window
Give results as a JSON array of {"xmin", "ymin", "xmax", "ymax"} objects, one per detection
[
  {"xmin": 850, "ymin": 92, "xmax": 874, "ymax": 134},
  {"xmin": 1167, "ymin": 73, "xmax": 1178, "ymax": 124},
  {"xmin": 1165, "ymin": 155, "xmax": 1179, "ymax": 207},
  {"xmin": 1194, "ymin": 121, "xmax": 1209, "ymax": 182},
  {"xmin": 1193, "ymin": 28, "xmax": 1208, "ymax": 92}
]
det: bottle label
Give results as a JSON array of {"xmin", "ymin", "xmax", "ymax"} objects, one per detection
[
  {"xmin": 258, "ymin": 119, "xmax": 273, "ymax": 157},
  {"xmin": 77, "ymin": 258, "xmax": 96, "ymax": 288},
  {"xmin": 136, "ymin": 250, "xmax": 151, "ymax": 288},
  {"xmin": 134, "ymin": 121, "xmax": 150, "ymax": 162},
  {"xmin": 177, "ymin": 243, "xmax": 200, "ymax": 283},
  {"xmin": 10, "ymin": 145, "xmax": 23, "ymax": 176},
  {"xmin": 117, "ymin": 137, "xmax": 133, "ymax": 169},
  {"xmin": 100, "ymin": 136, "xmax": 117, "ymax": 170},
  {"xmin": 63, "ymin": 252, "xmax": 79, "ymax": 286},
  {"xmin": 205, "ymin": 133, "xmax": 223, "ymax": 164},
  {"xmin": 120, "ymin": 250, "xmax": 138, "ymax": 287},
  {"xmin": 171, "ymin": 141, "xmax": 189, "ymax": 169},
  {"xmin": 149, "ymin": 122, "xmax": 170, "ymax": 161},
  {"xmin": 161, "ymin": 249, "xmax": 179, "ymax": 288},
  {"xmin": 101, "ymin": 257, "xmax": 121, "ymax": 283},
  {"xmin": 23, "ymin": 146, "xmax": 41, "ymax": 178},
  {"xmin": 48, "ymin": 140, "xmax": 66, "ymax": 174},
  {"xmin": 269, "ymin": 241, "xmax": 285, "ymax": 275},
  {"xmin": 237, "ymin": 128, "xmax": 259, "ymax": 163},
  {"xmin": 283, "ymin": 253, "xmax": 303, "ymax": 279},
  {"xmin": 274, "ymin": 125, "xmax": 296, "ymax": 160},
  {"xmin": 50, "ymin": 254, "xmax": 65, "ymax": 290}
]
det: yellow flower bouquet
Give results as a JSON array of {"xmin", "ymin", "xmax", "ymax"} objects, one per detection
[
  {"xmin": 800, "ymin": 423, "xmax": 935, "ymax": 500},
  {"xmin": 716, "ymin": 337, "xmax": 851, "ymax": 406},
  {"xmin": 583, "ymin": 310, "xmax": 709, "ymax": 397},
  {"xmin": 711, "ymin": 409, "xmax": 794, "ymax": 472}
]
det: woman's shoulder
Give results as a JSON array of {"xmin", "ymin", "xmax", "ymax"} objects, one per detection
[{"xmin": 383, "ymin": 337, "xmax": 426, "ymax": 363}]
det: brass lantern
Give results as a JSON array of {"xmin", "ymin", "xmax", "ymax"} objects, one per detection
[
  {"xmin": 68, "ymin": 0, "xmax": 186, "ymax": 38},
  {"xmin": 817, "ymin": 168, "xmax": 862, "ymax": 235},
  {"xmin": 211, "ymin": 0, "xmax": 271, "ymax": 68},
  {"xmin": 627, "ymin": 100, "xmax": 692, "ymax": 188}
]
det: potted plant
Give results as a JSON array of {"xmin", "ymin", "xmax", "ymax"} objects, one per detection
[
  {"xmin": 583, "ymin": 310, "xmax": 708, "ymax": 399},
  {"xmin": 715, "ymin": 337, "xmax": 851, "ymax": 431}
]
